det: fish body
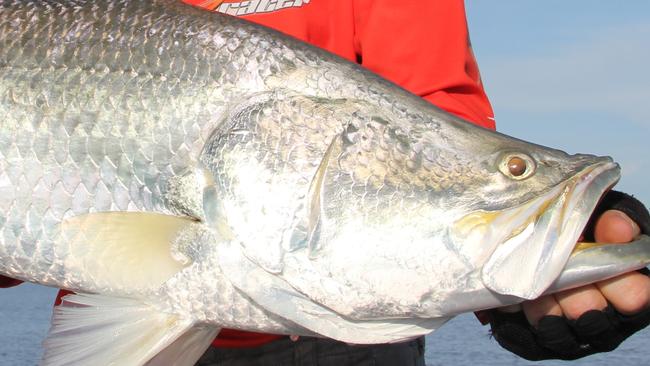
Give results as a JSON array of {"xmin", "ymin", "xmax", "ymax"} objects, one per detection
[{"xmin": 0, "ymin": 1, "xmax": 648, "ymax": 365}]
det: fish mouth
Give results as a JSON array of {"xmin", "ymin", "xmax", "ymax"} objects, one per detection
[
  {"xmin": 479, "ymin": 159, "xmax": 622, "ymax": 299},
  {"xmin": 546, "ymin": 160, "xmax": 623, "ymax": 264}
]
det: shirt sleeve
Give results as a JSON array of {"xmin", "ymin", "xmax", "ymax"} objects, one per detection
[
  {"xmin": 352, "ymin": 0, "xmax": 495, "ymax": 130},
  {"xmin": 0, "ymin": 275, "xmax": 23, "ymax": 288}
]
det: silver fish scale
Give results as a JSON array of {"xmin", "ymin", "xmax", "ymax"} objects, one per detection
[
  {"xmin": 0, "ymin": 0, "xmax": 297, "ymax": 286},
  {"xmin": 0, "ymin": 0, "xmax": 419, "ymax": 314},
  {"xmin": 160, "ymin": 251, "xmax": 309, "ymax": 335},
  {"xmin": 0, "ymin": 0, "xmax": 637, "ymax": 353}
]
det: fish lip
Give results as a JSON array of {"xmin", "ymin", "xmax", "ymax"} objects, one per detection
[
  {"xmin": 514, "ymin": 160, "xmax": 621, "ymax": 251},
  {"xmin": 559, "ymin": 160, "xmax": 621, "ymax": 243},
  {"xmin": 527, "ymin": 160, "xmax": 621, "ymax": 292},
  {"xmin": 503, "ymin": 160, "xmax": 620, "ymax": 250}
]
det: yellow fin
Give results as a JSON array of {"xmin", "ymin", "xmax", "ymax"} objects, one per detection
[{"xmin": 59, "ymin": 212, "xmax": 197, "ymax": 294}]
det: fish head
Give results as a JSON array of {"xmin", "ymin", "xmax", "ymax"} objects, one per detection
[
  {"xmin": 276, "ymin": 102, "xmax": 622, "ymax": 317},
  {"xmin": 199, "ymin": 90, "xmax": 621, "ymax": 319},
  {"xmin": 445, "ymin": 128, "xmax": 621, "ymax": 300}
]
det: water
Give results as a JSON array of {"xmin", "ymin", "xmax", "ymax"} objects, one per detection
[
  {"xmin": 1, "ymin": 284, "xmax": 649, "ymax": 366},
  {"xmin": 0, "ymin": 284, "xmax": 57, "ymax": 366}
]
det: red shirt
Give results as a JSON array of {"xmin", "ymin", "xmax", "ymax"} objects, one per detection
[
  {"xmin": 2, "ymin": 0, "xmax": 495, "ymax": 350},
  {"xmin": 185, "ymin": 0, "xmax": 494, "ymax": 129},
  {"xmin": 0, "ymin": 276, "xmax": 23, "ymax": 288}
]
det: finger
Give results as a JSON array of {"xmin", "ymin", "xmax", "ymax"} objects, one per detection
[
  {"xmin": 594, "ymin": 210, "xmax": 640, "ymax": 244},
  {"xmin": 522, "ymin": 295, "xmax": 563, "ymax": 327},
  {"xmin": 597, "ymin": 272, "xmax": 650, "ymax": 315},
  {"xmin": 554, "ymin": 284, "xmax": 608, "ymax": 320}
]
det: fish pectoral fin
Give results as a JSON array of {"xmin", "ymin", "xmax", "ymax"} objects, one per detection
[
  {"xmin": 42, "ymin": 293, "xmax": 219, "ymax": 366},
  {"xmin": 58, "ymin": 212, "xmax": 200, "ymax": 294}
]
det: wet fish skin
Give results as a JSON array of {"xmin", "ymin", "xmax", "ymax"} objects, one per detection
[
  {"xmin": 0, "ymin": 1, "xmax": 644, "ymax": 365},
  {"xmin": 0, "ymin": 0, "xmax": 308, "ymax": 336}
]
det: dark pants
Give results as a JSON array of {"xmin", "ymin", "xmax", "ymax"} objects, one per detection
[{"xmin": 196, "ymin": 336, "xmax": 426, "ymax": 366}]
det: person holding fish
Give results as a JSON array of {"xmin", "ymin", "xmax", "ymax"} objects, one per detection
[{"xmin": 0, "ymin": 1, "xmax": 649, "ymax": 365}]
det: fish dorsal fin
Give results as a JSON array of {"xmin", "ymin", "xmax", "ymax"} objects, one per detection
[{"xmin": 58, "ymin": 212, "xmax": 198, "ymax": 294}]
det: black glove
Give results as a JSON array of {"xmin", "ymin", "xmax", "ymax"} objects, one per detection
[{"xmin": 487, "ymin": 190, "xmax": 650, "ymax": 361}]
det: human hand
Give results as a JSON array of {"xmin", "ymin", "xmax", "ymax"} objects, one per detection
[
  {"xmin": 522, "ymin": 210, "xmax": 649, "ymax": 325},
  {"xmin": 486, "ymin": 191, "xmax": 650, "ymax": 360}
]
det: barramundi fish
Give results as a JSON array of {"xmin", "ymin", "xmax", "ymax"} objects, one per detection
[{"xmin": 0, "ymin": 0, "xmax": 649, "ymax": 365}]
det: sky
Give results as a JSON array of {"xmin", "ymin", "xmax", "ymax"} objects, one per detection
[{"xmin": 465, "ymin": 1, "xmax": 650, "ymax": 206}]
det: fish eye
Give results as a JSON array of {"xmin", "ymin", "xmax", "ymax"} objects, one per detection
[
  {"xmin": 499, "ymin": 153, "xmax": 536, "ymax": 180},
  {"xmin": 508, "ymin": 157, "xmax": 527, "ymax": 176}
]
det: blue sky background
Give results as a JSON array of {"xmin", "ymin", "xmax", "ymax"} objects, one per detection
[{"xmin": 465, "ymin": 1, "xmax": 650, "ymax": 206}]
